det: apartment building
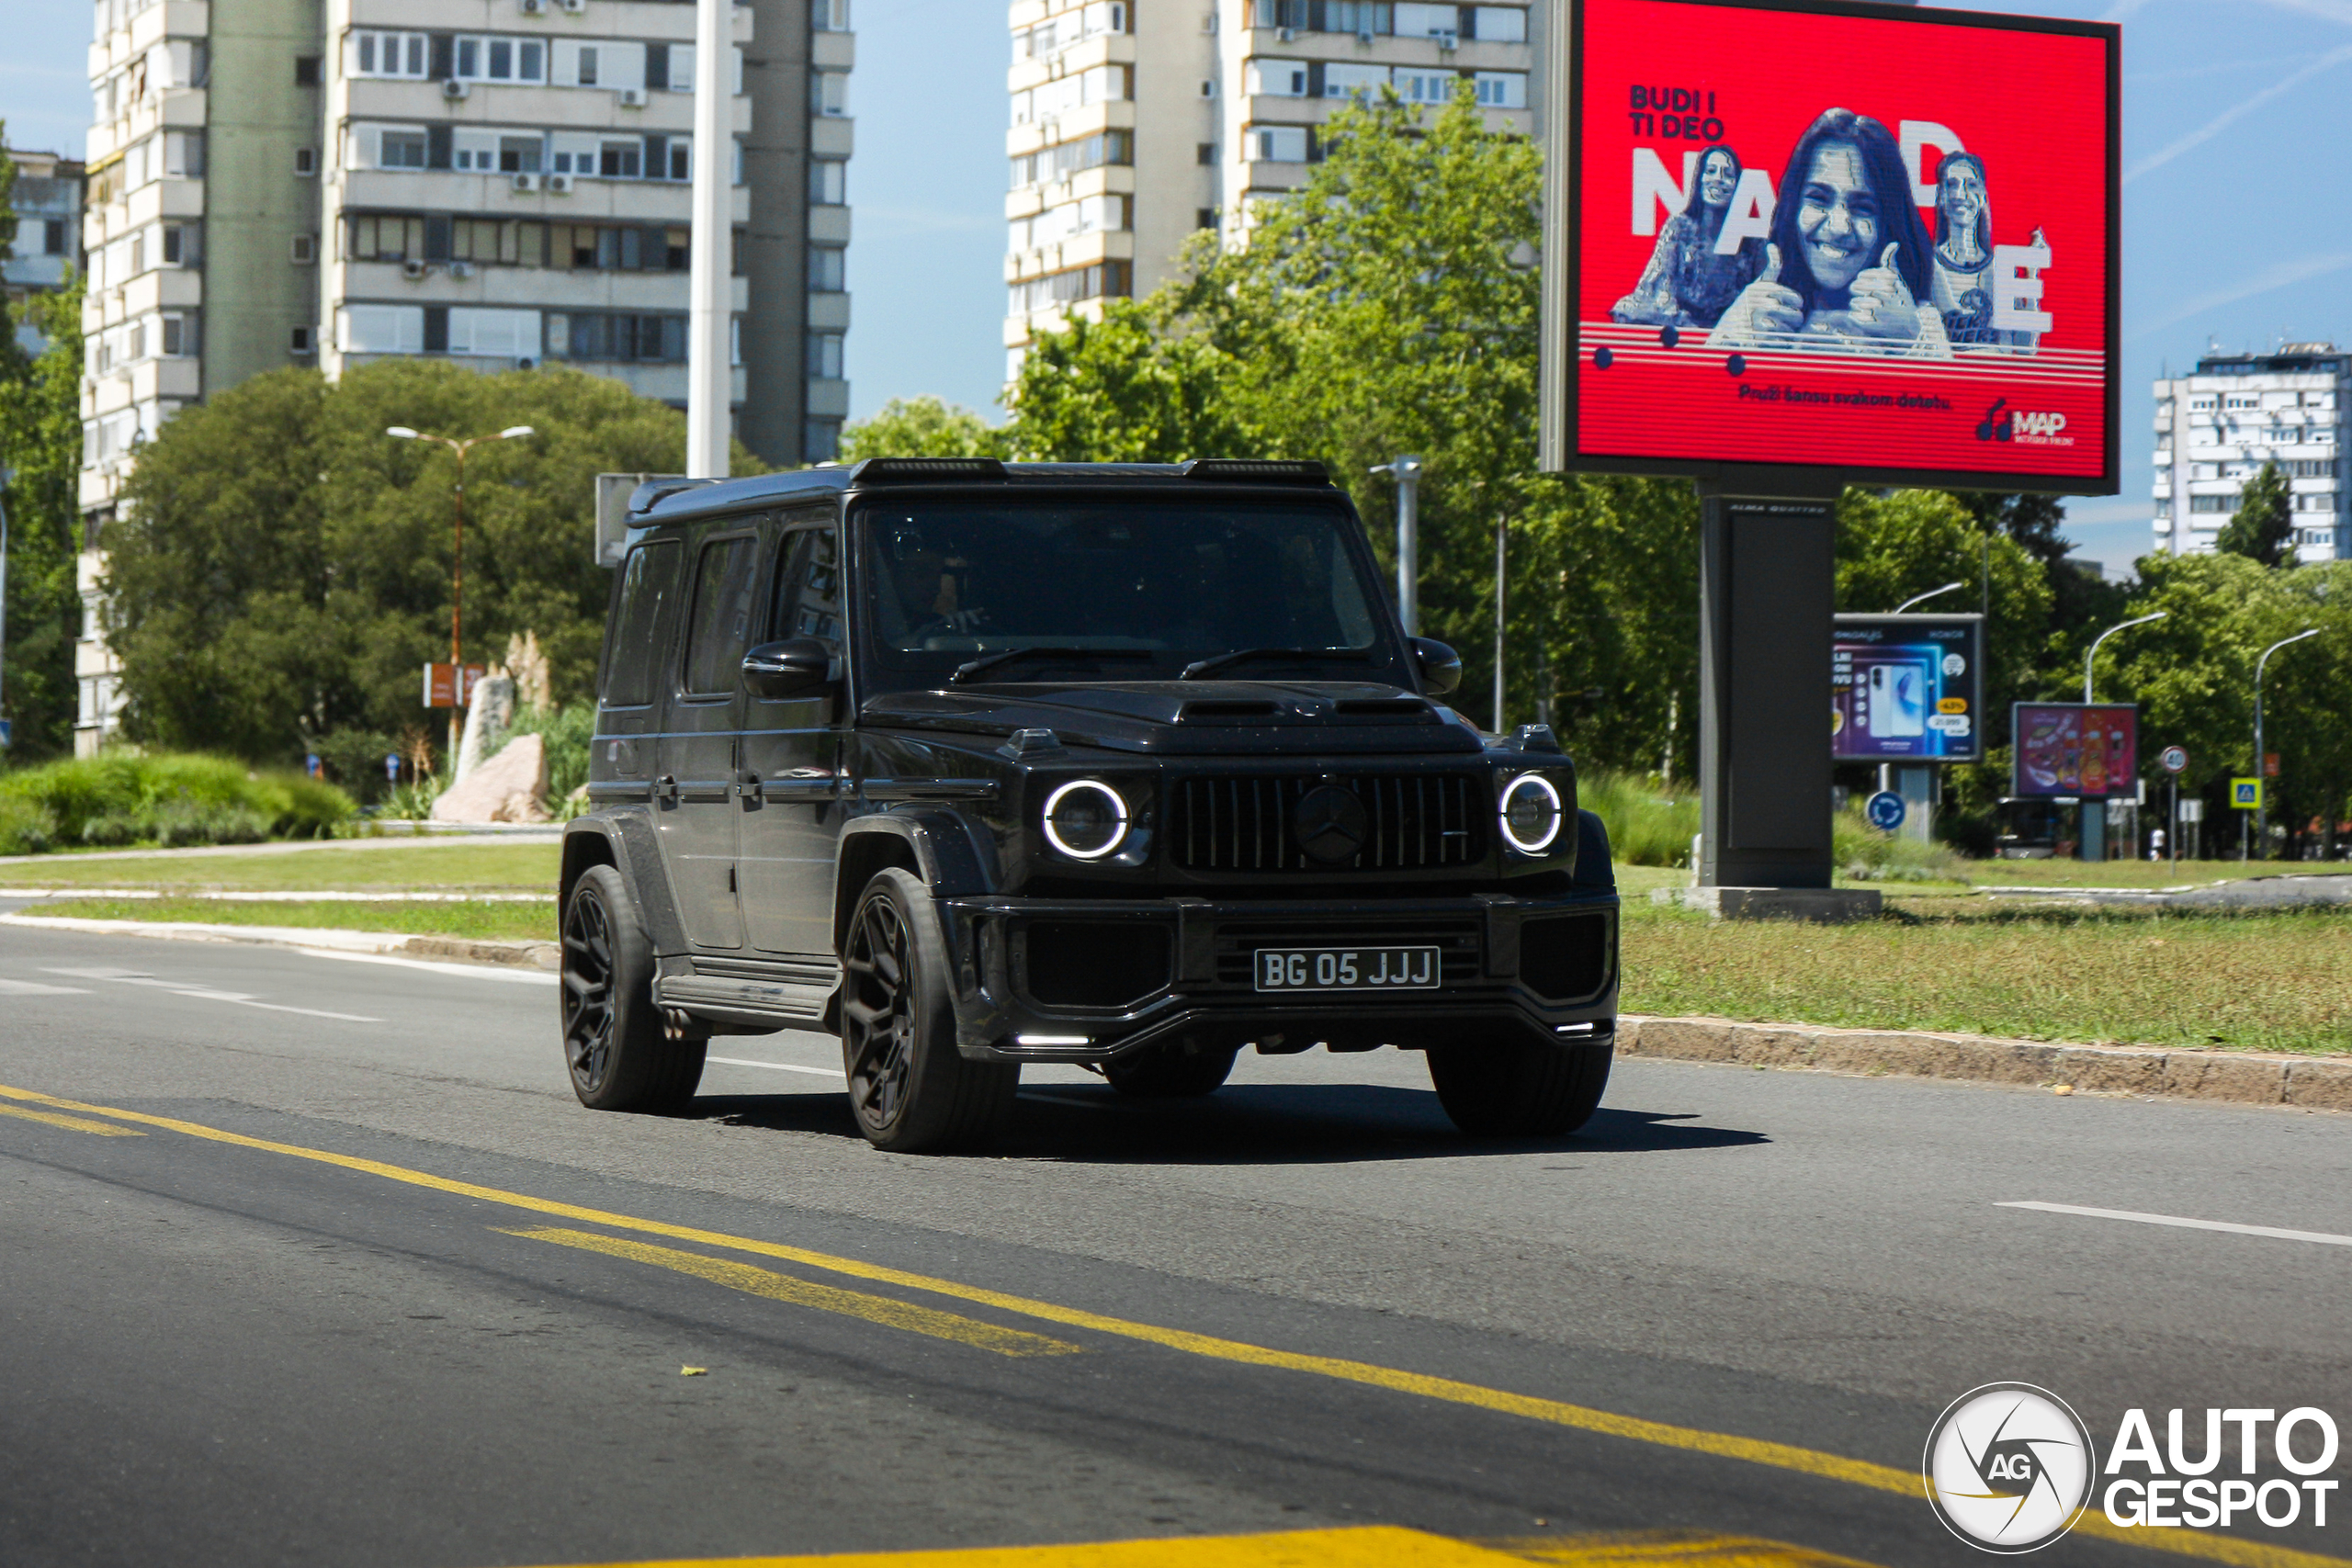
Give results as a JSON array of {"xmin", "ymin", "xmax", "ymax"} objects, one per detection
[
  {"xmin": 77, "ymin": 0, "xmax": 852, "ymax": 753},
  {"xmin": 4, "ymin": 149, "xmax": 88, "ymax": 356},
  {"xmin": 1003, "ymin": 0, "xmax": 1536, "ymax": 378},
  {"xmin": 2152, "ymin": 344, "xmax": 2346, "ymax": 565}
]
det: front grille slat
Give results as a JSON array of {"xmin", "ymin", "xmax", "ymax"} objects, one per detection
[{"xmin": 1167, "ymin": 773, "xmax": 1489, "ymax": 874}]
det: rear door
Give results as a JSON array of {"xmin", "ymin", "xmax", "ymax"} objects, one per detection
[
  {"xmin": 589, "ymin": 537, "xmax": 684, "ymax": 808},
  {"xmin": 741, "ymin": 510, "xmax": 848, "ymax": 957},
  {"xmin": 656, "ymin": 523, "xmax": 768, "ymax": 951}
]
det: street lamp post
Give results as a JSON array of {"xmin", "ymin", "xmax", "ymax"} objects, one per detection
[
  {"xmin": 1893, "ymin": 580, "xmax": 1967, "ymax": 615},
  {"xmin": 2078, "ymin": 610, "xmax": 2166, "ymax": 862},
  {"xmin": 0, "ymin": 469, "xmax": 12, "ymax": 750},
  {"xmin": 386, "ymin": 425, "xmax": 536, "ymax": 762},
  {"xmin": 1369, "ymin": 457, "xmax": 1422, "ymax": 635},
  {"xmin": 2252, "ymin": 628, "xmax": 2319, "ymax": 862}
]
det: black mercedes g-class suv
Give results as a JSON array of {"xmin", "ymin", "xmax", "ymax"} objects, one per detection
[{"xmin": 560, "ymin": 458, "xmax": 1619, "ymax": 1152}]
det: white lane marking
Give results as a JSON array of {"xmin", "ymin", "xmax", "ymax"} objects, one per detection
[
  {"xmin": 1998, "ymin": 1201, "xmax": 2352, "ymax": 1248},
  {"xmin": 40, "ymin": 967, "xmax": 384, "ymax": 1024},
  {"xmin": 0, "ymin": 979, "xmax": 92, "ymax": 996},
  {"xmin": 298, "ymin": 948, "xmax": 558, "ymax": 985},
  {"xmin": 707, "ymin": 1055, "xmax": 843, "ymax": 1078}
]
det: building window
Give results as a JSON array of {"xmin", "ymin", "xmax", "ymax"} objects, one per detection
[
  {"xmin": 805, "ymin": 418, "xmax": 842, "ymax": 460},
  {"xmin": 806, "ymin": 332, "xmax": 845, "ymax": 379},
  {"xmin": 1249, "ymin": 126, "xmax": 1311, "ymax": 163},
  {"xmin": 808, "ymin": 243, "xmax": 846, "ymax": 291},
  {"xmin": 291, "ymin": 233, "xmax": 317, "ymax": 264},
  {"xmin": 1011, "ymin": 130, "xmax": 1135, "ymax": 189},
  {"xmin": 560, "ymin": 313, "xmax": 687, "ymax": 362},
  {"xmin": 164, "ymin": 130, "xmax": 205, "ymax": 179},
  {"xmin": 161, "ymin": 311, "xmax": 199, "ymax": 356},
  {"xmin": 813, "ymin": 0, "xmax": 852, "ymax": 30},
  {"xmin": 379, "ymin": 130, "xmax": 428, "ymax": 169},
  {"xmin": 1472, "ymin": 71, "xmax": 1527, "ymax": 108},
  {"xmin": 161, "ymin": 221, "xmax": 200, "ymax": 266},
  {"xmin": 1247, "ymin": 62, "xmax": 1308, "ymax": 97},
  {"xmin": 810, "ymin": 158, "xmax": 847, "ymax": 205},
  {"xmin": 578, "ymin": 46, "xmax": 599, "ymax": 86},
  {"xmin": 1197, "ymin": 207, "xmax": 1216, "ymax": 231},
  {"xmin": 294, "ymin": 54, "xmax": 321, "ymax": 86},
  {"xmin": 811, "ymin": 70, "xmax": 850, "ymax": 117},
  {"xmin": 2189, "ymin": 495, "xmax": 2233, "ymax": 513},
  {"xmin": 354, "ymin": 31, "xmax": 430, "ymax": 79},
  {"xmin": 2154, "ymin": 497, "xmax": 2171, "ymax": 519},
  {"xmin": 294, "ymin": 145, "xmax": 317, "ymax": 175},
  {"xmin": 599, "ymin": 140, "xmax": 642, "ymax": 179},
  {"xmin": 1006, "ymin": 260, "xmax": 1132, "ymax": 316},
  {"xmin": 1466, "ymin": 6, "xmax": 1526, "ymax": 42},
  {"xmin": 291, "ymin": 325, "xmax": 314, "ymax": 355},
  {"xmin": 44, "ymin": 219, "xmax": 65, "ymax": 254}
]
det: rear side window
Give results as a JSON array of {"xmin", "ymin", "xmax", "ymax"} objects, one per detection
[
  {"xmin": 682, "ymin": 534, "xmax": 763, "ymax": 696},
  {"xmin": 602, "ymin": 538, "xmax": 682, "ymax": 708}
]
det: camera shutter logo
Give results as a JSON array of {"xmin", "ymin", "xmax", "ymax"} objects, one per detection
[{"xmin": 1923, "ymin": 1382, "xmax": 2096, "ymax": 1552}]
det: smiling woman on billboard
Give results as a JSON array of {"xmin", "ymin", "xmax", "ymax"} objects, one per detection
[
  {"xmin": 1708, "ymin": 109, "xmax": 1950, "ymax": 357},
  {"xmin": 1611, "ymin": 143, "xmax": 1770, "ymax": 328}
]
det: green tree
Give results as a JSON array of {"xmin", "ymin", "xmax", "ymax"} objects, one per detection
[
  {"xmin": 107, "ymin": 358, "xmax": 758, "ymax": 764},
  {"xmin": 2216, "ymin": 460, "xmax": 2296, "ymax": 569},
  {"xmin": 0, "ymin": 136, "xmax": 82, "ymax": 761},
  {"xmin": 1006, "ymin": 299, "xmax": 1256, "ymax": 462},
  {"xmin": 838, "ymin": 396, "xmax": 1007, "ymax": 462}
]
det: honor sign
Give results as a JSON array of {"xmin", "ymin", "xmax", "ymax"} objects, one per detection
[{"xmin": 1545, "ymin": 0, "xmax": 2121, "ymax": 493}]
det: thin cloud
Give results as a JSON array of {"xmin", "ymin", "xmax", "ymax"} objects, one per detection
[
  {"xmin": 2252, "ymin": 0, "xmax": 2352, "ymax": 26},
  {"xmin": 2123, "ymin": 42, "xmax": 2352, "ymax": 183},
  {"xmin": 2129, "ymin": 253, "xmax": 2352, "ymax": 340},
  {"xmin": 2127, "ymin": 54, "xmax": 2310, "ymax": 82}
]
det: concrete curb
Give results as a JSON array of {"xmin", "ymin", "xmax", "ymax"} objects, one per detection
[
  {"xmin": 1618, "ymin": 1014, "xmax": 2352, "ymax": 1111},
  {"xmin": 0, "ymin": 913, "xmax": 560, "ymax": 972}
]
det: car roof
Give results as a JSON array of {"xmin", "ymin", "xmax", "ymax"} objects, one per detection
[{"xmin": 628, "ymin": 459, "xmax": 1334, "ymax": 528}]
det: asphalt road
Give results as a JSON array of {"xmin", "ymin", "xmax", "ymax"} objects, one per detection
[{"xmin": 1, "ymin": 921, "xmax": 2346, "ymax": 1568}]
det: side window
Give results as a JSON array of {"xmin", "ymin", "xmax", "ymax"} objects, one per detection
[
  {"xmin": 601, "ymin": 538, "xmax": 682, "ymax": 708},
  {"xmin": 681, "ymin": 534, "xmax": 763, "ymax": 696},
  {"xmin": 770, "ymin": 525, "xmax": 843, "ymax": 650}
]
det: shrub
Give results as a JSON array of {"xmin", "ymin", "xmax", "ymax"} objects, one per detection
[
  {"xmin": 0, "ymin": 751, "xmax": 352, "ymax": 853},
  {"xmin": 506, "ymin": 702, "xmax": 594, "ymax": 799},
  {"xmin": 0, "ymin": 797, "xmax": 57, "ymax": 856},
  {"xmin": 1834, "ymin": 806, "xmax": 1964, "ymax": 883},
  {"xmin": 1579, "ymin": 770, "xmax": 1701, "ymax": 868}
]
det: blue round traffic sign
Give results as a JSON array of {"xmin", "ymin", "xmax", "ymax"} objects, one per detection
[{"xmin": 1866, "ymin": 790, "xmax": 1906, "ymax": 831}]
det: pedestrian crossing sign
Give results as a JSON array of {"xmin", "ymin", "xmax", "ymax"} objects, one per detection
[{"xmin": 2231, "ymin": 778, "xmax": 2262, "ymax": 809}]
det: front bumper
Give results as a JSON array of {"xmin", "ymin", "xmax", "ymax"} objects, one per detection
[{"xmin": 934, "ymin": 889, "xmax": 1619, "ymax": 1064}]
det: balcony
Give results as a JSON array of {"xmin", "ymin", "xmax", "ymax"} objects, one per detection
[
  {"xmin": 811, "ymin": 116, "xmax": 854, "ymax": 157},
  {"xmin": 813, "ymin": 29, "xmax": 855, "ymax": 69},
  {"xmin": 807, "ymin": 290, "xmax": 850, "ymax": 332}
]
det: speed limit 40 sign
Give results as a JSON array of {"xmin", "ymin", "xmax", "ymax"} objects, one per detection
[{"xmin": 2158, "ymin": 746, "xmax": 2188, "ymax": 774}]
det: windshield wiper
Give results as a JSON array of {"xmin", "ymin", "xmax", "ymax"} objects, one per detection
[
  {"xmin": 949, "ymin": 647, "xmax": 1158, "ymax": 684},
  {"xmin": 1179, "ymin": 648, "xmax": 1369, "ymax": 681}
]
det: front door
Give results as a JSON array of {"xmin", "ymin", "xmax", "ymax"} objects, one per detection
[
  {"xmin": 656, "ymin": 525, "xmax": 768, "ymax": 951},
  {"xmin": 741, "ymin": 514, "xmax": 847, "ymax": 957}
]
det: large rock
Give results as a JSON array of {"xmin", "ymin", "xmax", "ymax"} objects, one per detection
[
  {"xmin": 431, "ymin": 732, "xmax": 549, "ymax": 824},
  {"xmin": 454, "ymin": 672, "xmax": 516, "ymax": 784}
]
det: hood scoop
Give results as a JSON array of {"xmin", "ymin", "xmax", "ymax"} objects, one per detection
[{"xmin": 1174, "ymin": 698, "xmax": 1283, "ymax": 723}]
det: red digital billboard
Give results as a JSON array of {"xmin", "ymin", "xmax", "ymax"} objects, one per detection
[
  {"xmin": 1555, "ymin": 0, "xmax": 2120, "ymax": 492},
  {"xmin": 2012, "ymin": 703, "xmax": 2138, "ymax": 799}
]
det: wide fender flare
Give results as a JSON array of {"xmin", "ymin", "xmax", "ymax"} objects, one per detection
[
  {"xmin": 561, "ymin": 812, "xmax": 690, "ymax": 955},
  {"xmin": 833, "ymin": 808, "xmax": 999, "ymax": 949}
]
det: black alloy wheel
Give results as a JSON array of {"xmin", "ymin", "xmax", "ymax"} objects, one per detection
[
  {"xmin": 840, "ymin": 868, "xmax": 1018, "ymax": 1153},
  {"xmin": 1426, "ymin": 1037, "xmax": 1612, "ymax": 1137},
  {"xmin": 560, "ymin": 864, "xmax": 704, "ymax": 1111}
]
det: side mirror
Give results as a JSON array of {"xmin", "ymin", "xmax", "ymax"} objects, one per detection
[
  {"xmin": 1411, "ymin": 637, "xmax": 1462, "ymax": 696},
  {"xmin": 742, "ymin": 637, "xmax": 838, "ymax": 700}
]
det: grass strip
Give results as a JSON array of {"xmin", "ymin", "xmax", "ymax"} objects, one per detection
[
  {"xmin": 25, "ymin": 897, "xmax": 555, "ymax": 944},
  {"xmin": 0, "ymin": 842, "xmax": 559, "ymax": 892}
]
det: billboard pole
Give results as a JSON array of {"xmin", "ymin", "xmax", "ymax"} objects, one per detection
[{"xmin": 684, "ymin": 0, "xmax": 731, "ymax": 481}]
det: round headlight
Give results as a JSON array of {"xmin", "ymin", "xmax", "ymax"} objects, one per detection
[
  {"xmin": 1042, "ymin": 779, "xmax": 1130, "ymax": 860},
  {"xmin": 1498, "ymin": 773, "xmax": 1564, "ymax": 854}
]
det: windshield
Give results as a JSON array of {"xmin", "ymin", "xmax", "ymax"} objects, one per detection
[{"xmin": 853, "ymin": 498, "xmax": 1407, "ymax": 689}]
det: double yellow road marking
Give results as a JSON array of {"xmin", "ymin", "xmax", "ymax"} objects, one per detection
[
  {"xmin": 0, "ymin": 1100, "xmax": 146, "ymax": 1137},
  {"xmin": 0, "ymin": 1079, "xmax": 2342, "ymax": 1568}
]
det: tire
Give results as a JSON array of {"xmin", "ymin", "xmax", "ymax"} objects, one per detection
[
  {"xmin": 1103, "ymin": 1042, "xmax": 1239, "ymax": 1099},
  {"xmin": 560, "ymin": 864, "xmax": 707, "ymax": 1112},
  {"xmin": 840, "ymin": 869, "xmax": 1018, "ymax": 1153},
  {"xmin": 1426, "ymin": 1039, "xmax": 1611, "ymax": 1137}
]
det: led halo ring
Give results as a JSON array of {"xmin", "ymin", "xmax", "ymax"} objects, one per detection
[
  {"xmin": 1498, "ymin": 773, "xmax": 1565, "ymax": 855},
  {"xmin": 1041, "ymin": 778, "xmax": 1131, "ymax": 860}
]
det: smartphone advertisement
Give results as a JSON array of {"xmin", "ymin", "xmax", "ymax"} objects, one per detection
[
  {"xmin": 1833, "ymin": 615, "xmax": 1982, "ymax": 761},
  {"xmin": 2013, "ymin": 703, "xmax": 2139, "ymax": 798},
  {"xmin": 1558, "ymin": 0, "xmax": 2120, "ymax": 491}
]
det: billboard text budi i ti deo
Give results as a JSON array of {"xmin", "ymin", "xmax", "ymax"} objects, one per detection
[{"xmin": 1561, "ymin": 0, "xmax": 2120, "ymax": 491}]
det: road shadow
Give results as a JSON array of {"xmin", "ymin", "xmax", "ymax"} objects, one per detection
[{"xmin": 684, "ymin": 1080, "xmax": 1768, "ymax": 1167}]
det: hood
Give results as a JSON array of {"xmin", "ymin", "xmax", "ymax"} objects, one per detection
[{"xmin": 857, "ymin": 680, "xmax": 1486, "ymax": 756}]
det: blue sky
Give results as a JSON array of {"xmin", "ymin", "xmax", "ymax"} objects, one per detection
[{"xmin": 10, "ymin": 0, "xmax": 2351, "ymax": 574}]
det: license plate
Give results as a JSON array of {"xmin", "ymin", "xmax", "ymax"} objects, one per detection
[{"xmin": 1254, "ymin": 946, "xmax": 1440, "ymax": 993}]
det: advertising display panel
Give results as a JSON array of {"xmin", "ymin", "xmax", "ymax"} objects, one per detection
[
  {"xmin": 1833, "ymin": 614, "xmax": 1982, "ymax": 761},
  {"xmin": 2012, "ymin": 703, "xmax": 2137, "ymax": 799},
  {"xmin": 1555, "ymin": 0, "xmax": 2120, "ymax": 491}
]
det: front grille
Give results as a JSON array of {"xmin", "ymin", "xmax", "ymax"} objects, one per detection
[
  {"xmin": 1211, "ymin": 915, "xmax": 1483, "ymax": 986},
  {"xmin": 1166, "ymin": 773, "xmax": 1487, "ymax": 873}
]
